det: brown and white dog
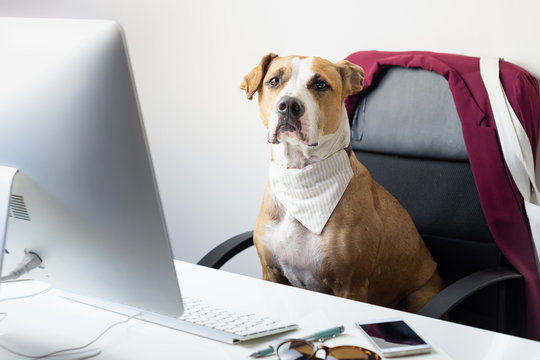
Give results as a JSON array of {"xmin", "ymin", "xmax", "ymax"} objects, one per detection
[{"xmin": 241, "ymin": 53, "xmax": 444, "ymax": 312}]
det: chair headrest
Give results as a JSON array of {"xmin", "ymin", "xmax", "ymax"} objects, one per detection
[{"xmin": 351, "ymin": 66, "xmax": 469, "ymax": 161}]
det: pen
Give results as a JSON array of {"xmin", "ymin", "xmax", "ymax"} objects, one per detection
[{"xmin": 249, "ymin": 325, "xmax": 345, "ymax": 358}]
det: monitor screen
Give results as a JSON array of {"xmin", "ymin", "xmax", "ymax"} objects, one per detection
[{"xmin": 0, "ymin": 17, "xmax": 183, "ymax": 317}]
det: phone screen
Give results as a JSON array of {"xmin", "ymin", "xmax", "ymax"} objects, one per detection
[{"xmin": 358, "ymin": 320, "xmax": 427, "ymax": 350}]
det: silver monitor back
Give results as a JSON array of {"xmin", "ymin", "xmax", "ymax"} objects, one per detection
[{"xmin": 0, "ymin": 17, "xmax": 183, "ymax": 317}]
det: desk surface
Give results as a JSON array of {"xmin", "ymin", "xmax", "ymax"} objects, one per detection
[{"xmin": 1, "ymin": 260, "xmax": 539, "ymax": 359}]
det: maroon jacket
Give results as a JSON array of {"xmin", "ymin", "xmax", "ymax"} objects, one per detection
[{"xmin": 345, "ymin": 51, "xmax": 540, "ymax": 340}]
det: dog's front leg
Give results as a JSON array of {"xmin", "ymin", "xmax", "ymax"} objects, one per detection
[
  {"xmin": 329, "ymin": 277, "xmax": 369, "ymax": 303},
  {"xmin": 262, "ymin": 264, "xmax": 292, "ymax": 286},
  {"xmin": 254, "ymin": 237, "xmax": 292, "ymax": 286},
  {"xmin": 259, "ymin": 251, "xmax": 292, "ymax": 285}
]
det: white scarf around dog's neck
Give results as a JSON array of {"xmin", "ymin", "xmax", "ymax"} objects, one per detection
[{"xmin": 269, "ymin": 149, "xmax": 353, "ymax": 234}]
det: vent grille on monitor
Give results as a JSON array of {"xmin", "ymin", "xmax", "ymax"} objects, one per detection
[{"xmin": 8, "ymin": 194, "xmax": 31, "ymax": 221}]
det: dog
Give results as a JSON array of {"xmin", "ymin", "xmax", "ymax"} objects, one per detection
[{"xmin": 240, "ymin": 53, "xmax": 444, "ymax": 312}]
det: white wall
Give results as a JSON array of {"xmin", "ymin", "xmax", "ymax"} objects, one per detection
[{"xmin": 1, "ymin": 0, "xmax": 539, "ymax": 278}]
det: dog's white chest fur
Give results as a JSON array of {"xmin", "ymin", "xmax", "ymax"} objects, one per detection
[{"xmin": 264, "ymin": 210, "xmax": 330, "ymax": 293}]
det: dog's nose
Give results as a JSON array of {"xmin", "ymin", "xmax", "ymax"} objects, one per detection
[{"xmin": 277, "ymin": 96, "xmax": 305, "ymax": 119}]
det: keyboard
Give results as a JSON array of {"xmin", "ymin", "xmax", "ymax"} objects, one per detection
[{"xmin": 174, "ymin": 297, "xmax": 299, "ymax": 344}]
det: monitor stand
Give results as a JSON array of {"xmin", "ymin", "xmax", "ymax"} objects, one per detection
[
  {"xmin": 0, "ymin": 166, "xmax": 188, "ymax": 336},
  {"xmin": 0, "ymin": 166, "xmax": 19, "ymax": 273}
]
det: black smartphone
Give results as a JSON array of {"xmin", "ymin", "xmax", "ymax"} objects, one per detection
[{"xmin": 355, "ymin": 318, "xmax": 432, "ymax": 357}]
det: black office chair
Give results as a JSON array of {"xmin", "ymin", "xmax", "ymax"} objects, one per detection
[{"xmin": 198, "ymin": 66, "xmax": 526, "ymax": 337}]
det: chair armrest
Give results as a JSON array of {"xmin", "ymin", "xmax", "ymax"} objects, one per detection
[
  {"xmin": 197, "ymin": 231, "xmax": 254, "ymax": 269},
  {"xmin": 417, "ymin": 266, "xmax": 523, "ymax": 319}
]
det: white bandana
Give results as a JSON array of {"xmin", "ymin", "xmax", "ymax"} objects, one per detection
[{"xmin": 269, "ymin": 149, "xmax": 353, "ymax": 234}]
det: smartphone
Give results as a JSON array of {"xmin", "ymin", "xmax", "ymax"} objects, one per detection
[{"xmin": 355, "ymin": 318, "xmax": 432, "ymax": 357}]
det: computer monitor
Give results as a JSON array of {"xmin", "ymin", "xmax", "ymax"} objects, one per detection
[
  {"xmin": 0, "ymin": 17, "xmax": 183, "ymax": 318},
  {"xmin": 0, "ymin": 166, "xmax": 18, "ymax": 282}
]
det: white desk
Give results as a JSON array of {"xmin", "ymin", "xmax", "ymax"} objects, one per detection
[{"xmin": 1, "ymin": 260, "xmax": 539, "ymax": 359}]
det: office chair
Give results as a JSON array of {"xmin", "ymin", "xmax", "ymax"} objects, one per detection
[{"xmin": 199, "ymin": 65, "xmax": 527, "ymax": 337}]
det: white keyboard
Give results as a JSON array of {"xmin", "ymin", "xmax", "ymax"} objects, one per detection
[{"xmin": 175, "ymin": 298, "xmax": 298, "ymax": 344}]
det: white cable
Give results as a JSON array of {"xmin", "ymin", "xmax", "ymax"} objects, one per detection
[
  {"xmin": 0, "ymin": 279, "xmax": 140, "ymax": 359},
  {"xmin": 1, "ymin": 251, "xmax": 42, "ymax": 282},
  {"xmin": 0, "ymin": 283, "xmax": 53, "ymax": 302},
  {"xmin": 0, "ymin": 345, "xmax": 101, "ymax": 360},
  {"xmin": 0, "ymin": 281, "xmax": 51, "ymax": 328},
  {"xmin": 0, "ymin": 312, "xmax": 141, "ymax": 359}
]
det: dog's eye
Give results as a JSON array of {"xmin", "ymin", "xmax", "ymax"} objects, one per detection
[
  {"xmin": 315, "ymin": 80, "xmax": 329, "ymax": 91},
  {"xmin": 267, "ymin": 77, "xmax": 280, "ymax": 88}
]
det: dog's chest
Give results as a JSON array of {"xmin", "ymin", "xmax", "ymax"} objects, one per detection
[{"xmin": 264, "ymin": 209, "xmax": 330, "ymax": 293}]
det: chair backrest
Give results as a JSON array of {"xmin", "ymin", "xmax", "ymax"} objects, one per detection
[{"xmin": 351, "ymin": 66, "xmax": 525, "ymax": 335}]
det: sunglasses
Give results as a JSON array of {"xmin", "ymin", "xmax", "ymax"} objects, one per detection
[{"xmin": 276, "ymin": 339, "xmax": 381, "ymax": 360}]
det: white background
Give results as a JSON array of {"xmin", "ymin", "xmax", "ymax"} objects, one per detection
[{"xmin": 1, "ymin": 0, "xmax": 539, "ymax": 278}]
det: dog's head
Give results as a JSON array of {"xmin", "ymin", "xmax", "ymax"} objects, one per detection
[{"xmin": 241, "ymin": 54, "xmax": 364, "ymax": 148}]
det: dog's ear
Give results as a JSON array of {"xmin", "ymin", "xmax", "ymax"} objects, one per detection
[
  {"xmin": 240, "ymin": 53, "xmax": 278, "ymax": 100},
  {"xmin": 335, "ymin": 60, "xmax": 364, "ymax": 98}
]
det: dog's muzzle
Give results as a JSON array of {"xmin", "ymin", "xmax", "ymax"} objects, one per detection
[{"xmin": 270, "ymin": 96, "xmax": 306, "ymax": 143}]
